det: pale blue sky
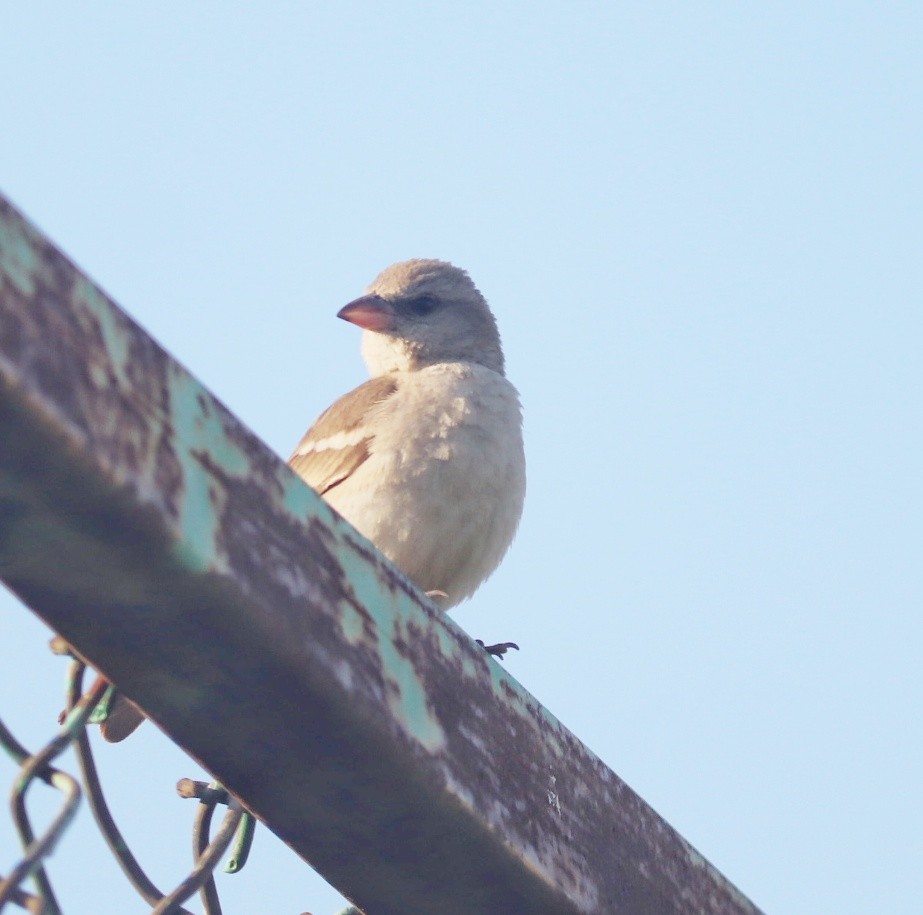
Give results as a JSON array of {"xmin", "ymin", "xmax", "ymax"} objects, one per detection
[{"xmin": 1, "ymin": 4, "xmax": 920, "ymax": 913}]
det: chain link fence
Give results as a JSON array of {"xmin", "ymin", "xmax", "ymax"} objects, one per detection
[{"xmin": 0, "ymin": 638, "xmax": 277, "ymax": 915}]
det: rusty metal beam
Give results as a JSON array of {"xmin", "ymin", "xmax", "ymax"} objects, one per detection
[{"xmin": 0, "ymin": 192, "xmax": 762, "ymax": 915}]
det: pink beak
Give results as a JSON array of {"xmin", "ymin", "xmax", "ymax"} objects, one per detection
[{"xmin": 337, "ymin": 294, "xmax": 397, "ymax": 332}]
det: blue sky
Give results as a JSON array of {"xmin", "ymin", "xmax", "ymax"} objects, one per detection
[{"xmin": 1, "ymin": 4, "xmax": 920, "ymax": 913}]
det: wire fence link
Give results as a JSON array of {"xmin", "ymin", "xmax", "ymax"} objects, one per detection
[{"xmin": 0, "ymin": 640, "xmax": 259, "ymax": 914}]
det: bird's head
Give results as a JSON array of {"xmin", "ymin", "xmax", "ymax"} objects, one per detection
[{"xmin": 338, "ymin": 259, "xmax": 505, "ymax": 376}]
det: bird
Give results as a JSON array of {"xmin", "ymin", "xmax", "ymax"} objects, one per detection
[
  {"xmin": 289, "ymin": 258, "xmax": 526, "ymax": 611},
  {"xmin": 99, "ymin": 259, "xmax": 525, "ymax": 741}
]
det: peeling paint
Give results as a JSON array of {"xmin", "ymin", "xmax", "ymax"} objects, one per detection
[
  {"xmin": 343, "ymin": 546, "xmax": 447, "ymax": 754},
  {"xmin": 164, "ymin": 365, "xmax": 248, "ymax": 573},
  {"xmin": 81, "ymin": 274, "xmax": 131, "ymax": 388},
  {"xmin": 0, "ymin": 210, "xmax": 38, "ymax": 296},
  {"xmin": 547, "ymin": 771, "xmax": 563, "ymax": 815}
]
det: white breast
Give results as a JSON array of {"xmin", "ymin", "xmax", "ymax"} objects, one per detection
[{"xmin": 323, "ymin": 362, "xmax": 526, "ymax": 608}]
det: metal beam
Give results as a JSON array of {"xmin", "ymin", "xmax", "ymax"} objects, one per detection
[{"xmin": 0, "ymin": 193, "xmax": 762, "ymax": 915}]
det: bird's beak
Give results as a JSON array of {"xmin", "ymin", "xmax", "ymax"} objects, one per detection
[{"xmin": 337, "ymin": 294, "xmax": 397, "ymax": 332}]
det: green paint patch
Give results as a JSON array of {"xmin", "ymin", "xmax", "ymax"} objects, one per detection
[
  {"xmin": 0, "ymin": 214, "xmax": 39, "ymax": 296},
  {"xmin": 165, "ymin": 366, "xmax": 249, "ymax": 573},
  {"xmin": 79, "ymin": 276, "xmax": 131, "ymax": 386},
  {"xmin": 338, "ymin": 599, "xmax": 366, "ymax": 644},
  {"xmin": 346, "ymin": 554, "xmax": 446, "ymax": 754},
  {"xmin": 280, "ymin": 470, "xmax": 327, "ymax": 522},
  {"xmin": 435, "ymin": 623, "xmax": 481, "ymax": 679}
]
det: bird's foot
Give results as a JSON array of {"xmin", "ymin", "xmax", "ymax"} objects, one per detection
[
  {"xmin": 425, "ymin": 589, "xmax": 448, "ymax": 599},
  {"xmin": 476, "ymin": 639, "xmax": 519, "ymax": 659}
]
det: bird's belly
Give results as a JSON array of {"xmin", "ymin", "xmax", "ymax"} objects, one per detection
[{"xmin": 325, "ymin": 433, "xmax": 522, "ymax": 607}]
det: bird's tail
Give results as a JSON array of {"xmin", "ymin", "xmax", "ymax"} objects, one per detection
[{"xmin": 99, "ymin": 691, "xmax": 145, "ymax": 742}]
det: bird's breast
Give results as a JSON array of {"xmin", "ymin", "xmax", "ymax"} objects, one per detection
[{"xmin": 324, "ymin": 363, "xmax": 525, "ymax": 606}]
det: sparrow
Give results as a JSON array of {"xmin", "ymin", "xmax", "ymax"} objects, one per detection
[
  {"xmin": 100, "ymin": 259, "xmax": 524, "ymax": 741},
  {"xmin": 289, "ymin": 258, "xmax": 526, "ymax": 610}
]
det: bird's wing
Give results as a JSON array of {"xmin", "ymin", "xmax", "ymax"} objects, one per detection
[{"xmin": 288, "ymin": 375, "xmax": 399, "ymax": 495}]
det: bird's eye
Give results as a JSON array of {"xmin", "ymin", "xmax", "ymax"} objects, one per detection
[{"xmin": 405, "ymin": 294, "xmax": 439, "ymax": 317}]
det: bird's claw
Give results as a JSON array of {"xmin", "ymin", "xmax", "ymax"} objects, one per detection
[{"xmin": 476, "ymin": 639, "xmax": 520, "ymax": 659}]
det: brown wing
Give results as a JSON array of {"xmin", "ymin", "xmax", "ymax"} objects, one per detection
[
  {"xmin": 288, "ymin": 375, "xmax": 399, "ymax": 495},
  {"xmin": 100, "ymin": 693, "xmax": 145, "ymax": 743}
]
